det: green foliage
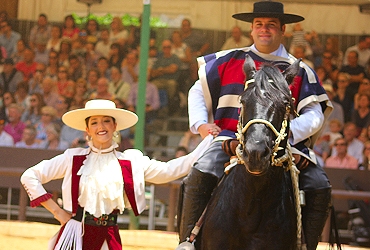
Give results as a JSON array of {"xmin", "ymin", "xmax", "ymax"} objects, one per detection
[{"xmin": 72, "ymin": 13, "xmax": 167, "ymax": 28}]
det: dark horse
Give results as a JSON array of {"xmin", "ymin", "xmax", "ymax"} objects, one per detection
[{"xmin": 198, "ymin": 55, "xmax": 301, "ymax": 250}]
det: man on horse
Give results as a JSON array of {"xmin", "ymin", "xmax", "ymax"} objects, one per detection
[{"xmin": 177, "ymin": 1, "xmax": 333, "ymax": 250}]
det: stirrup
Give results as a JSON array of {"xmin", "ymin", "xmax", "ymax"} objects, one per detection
[{"xmin": 175, "ymin": 238, "xmax": 196, "ymax": 250}]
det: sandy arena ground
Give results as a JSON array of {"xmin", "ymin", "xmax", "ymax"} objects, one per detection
[{"xmin": 0, "ymin": 220, "xmax": 369, "ymax": 250}]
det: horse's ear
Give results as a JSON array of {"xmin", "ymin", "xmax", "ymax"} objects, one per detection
[
  {"xmin": 282, "ymin": 59, "xmax": 301, "ymax": 85},
  {"xmin": 243, "ymin": 54, "xmax": 257, "ymax": 80}
]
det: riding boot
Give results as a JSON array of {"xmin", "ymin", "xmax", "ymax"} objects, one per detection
[
  {"xmin": 178, "ymin": 168, "xmax": 219, "ymax": 243},
  {"xmin": 301, "ymin": 187, "xmax": 332, "ymax": 250}
]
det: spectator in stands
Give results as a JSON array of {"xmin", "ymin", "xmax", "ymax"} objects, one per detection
[
  {"xmin": 305, "ymin": 30, "xmax": 323, "ymax": 68},
  {"xmin": 89, "ymin": 77, "xmax": 114, "ymax": 100},
  {"xmin": 4, "ymin": 103, "xmax": 25, "ymax": 144},
  {"xmin": 313, "ymin": 133, "xmax": 330, "ymax": 167},
  {"xmin": 40, "ymin": 123, "xmax": 69, "ymax": 151},
  {"xmin": 56, "ymin": 65, "xmax": 69, "ymax": 97},
  {"xmin": 355, "ymin": 77, "xmax": 370, "ymax": 109},
  {"xmin": 68, "ymin": 54, "xmax": 86, "ymax": 82},
  {"xmin": 325, "ymin": 36, "xmax": 343, "ymax": 69},
  {"xmin": 62, "ymin": 14, "xmax": 80, "ymax": 41},
  {"xmin": 95, "ymin": 29, "xmax": 111, "ymax": 58},
  {"xmin": 60, "ymin": 105, "xmax": 85, "ymax": 148},
  {"xmin": 171, "ymin": 30, "xmax": 192, "ymax": 98},
  {"xmin": 150, "ymin": 39, "xmax": 181, "ymax": 114},
  {"xmin": 326, "ymin": 119, "xmax": 344, "ymax": 147},
  {"xmin": 58, "ymin": 39, "xmax": 72, "ymax": 67},
  {"xmin": 29, "ymin": 14, "xmax": 51, "ymax": 50},
  {"xmin": 316, "ymin": 66, "xmax": 333, "ymax": 86},
  {"xmin": 0, "ymin": 113, "xmax": 13, "ymax": 146},
  {"xmin": 34, "ymin": 39, "xmax": 49, "ymax": 65},
  {"xmin": 97, "ymin": 56, "xmax": 111, "ymax": 80},
  {"xmin": 359, "ymin": 124, "xmax": 370, "ymax": 143},
  {"xmin": 121, "ymin": 50, "xmax": 139, "ymax": 85},
  {"xmin": 221, "ymin": 26, "xmax": 252, "ymax": 50},
  {"xmin": 325, "ymin": 137, "xmax": 358, "ymax": 169},
  {"xmin": 333, "ymin": 72, "xmax": 354, "ymax": 122},
  {"xmin": 293, "ymin": 45, "xmax": 314, "ymax": 68},
  {"xmin": 286, "ymin": 22, "xmax": 312, "ymax": 58},
  {"xmin": 71, "ymin": 78, "xmax": 87, "ymax": 108},
  {"xmin": 55, "ymin": 96, "xmax": 70, "ymax": 126},
  {"xmin": 331, "ymin": 122, "xmax": 364, "ymax": 164},
  {"xmin": 109, "ymin": 16, "xmax": 128, "ymax": 46},
  {"xmin": 340, "ymin": 50, "xmax": 366, "ymax": 98},
  {"xmin": 108, "ymin": 42, "xmax": 125, "ymax": 69},
  {"xmin": 127, "ymin": 15, "xmax": 157, "ymax": 50},
  {"xmin": 86, "ymin": 68, "xmax": 100, "ymax": 98},
  {"xmin": 46, "ymin": 25, "xmax": 62, "ymax": 52},
  {"xmin": 343, "ymin": 35, "xmax": 370, "ymax": 68},
  {"xmin": 0, "ymin": 58, "xmax": 24, "ymax": 94},
  {"xmin": 21, "ymin": 92, "xmax": 45, "ymax": 126},
  {"xmin": 359, "ymin": 140, "xmax": 370, "ymax": 170},
  {"xmin": 0, "ymin": 11, "xmax": 9, "ymax": 23},
  {"xmin": 11, "ymin": 39, "xmax": 26, "ymax": 64},
  {"xmin": 0, "ymin": 91, "xmax": 16, "ymax": 121},
  {"xmin": 0, "ymin": 20, "xmax": 21, "ymax": 57},
  {"xmin": 28, "ymin": 63, "xmax": 46, "ymax": 94},
  {"xmin": 15, "ymin": 81, "xmax": 31, "ymax": 110},
  {"xmin": 42, "ymin": 77, "xmax": 60, "ymax": 109},
  {"xmin": 15, "ymin": 47, "xmax": 38, "ymax": 82},
  {"xmin": 45, "ymin": 50, "xmax": 59, "ymax": 80},
  {"xmin": 175, "ymin": 146, "xmax": 188, "ymax": 158},
  {"xmin": 320, "ymin": 51, "xmax": 339, "ymax": 83},
  {"xmin": 15, "ymin": 124, "xmax": 42, "ymax": 149},
  {"xmin": 351, "ymin": 93, "xmax": 370, "ymax": 136},
  {"xmin": 85, "ymin": 19, "xmax": 100, "ymax": 44},
  {"xmin": 35, "ymin": 105, "xmax": 57, "ymax": 141},
  {"xmin": 108, "ymin": 67, "xmax": 130, "ymax": 103},
  {"xmin": 84, "ymin": 41, "xmax": 99, "ymax": 72},
  {"xmin": 127, "ymin": 79, "xmax": 160, "ymax": 124},
  {"xmin": 180, "ymin": 18, "xmax": 210, "ymax": 81}
]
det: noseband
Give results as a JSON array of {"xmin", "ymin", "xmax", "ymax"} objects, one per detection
[{"xmin": 235, "ymin": 78, "xmax": 292, "ymax": 169}]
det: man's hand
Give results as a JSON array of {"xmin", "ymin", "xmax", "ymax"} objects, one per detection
[
  {"xmin": 293, "ymin": 153, "xmax": 310, "ymax": 170},
  {"xmin": 198, "ymin": 123, "xmax": 221, "ymax": 139}
]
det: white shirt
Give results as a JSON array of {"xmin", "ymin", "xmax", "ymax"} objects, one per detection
[{"xmin": 0, "ymin": 130, "xmax": 14, "ymax": 146}]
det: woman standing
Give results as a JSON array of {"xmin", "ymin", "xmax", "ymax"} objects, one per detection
[{"xmin": 21, "ymin": 99, "xmax": 210, "ymax": 249}]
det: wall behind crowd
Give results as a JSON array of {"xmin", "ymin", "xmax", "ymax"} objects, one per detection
[{"xmin": 17, "ymin": 0, "xmax": 370, "ymax": 35}]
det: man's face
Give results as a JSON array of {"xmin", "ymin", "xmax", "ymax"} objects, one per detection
[{"xmin": 251, "ymin": 17, "xmax": 285, "ymax": 53}]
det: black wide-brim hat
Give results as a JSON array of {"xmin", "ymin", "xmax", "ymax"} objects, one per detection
[{"xmin": 232, "ymin": 1, "xmax": 304, "ymax": 24}]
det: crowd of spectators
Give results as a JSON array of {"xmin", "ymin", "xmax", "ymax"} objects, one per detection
[
  {"xmin": 0, "ymin": 12, "xmax": 370, "ymax": 171},
  {"xmin": 0, "ymin": 13, "xmax": 210, "ymax": 152}
]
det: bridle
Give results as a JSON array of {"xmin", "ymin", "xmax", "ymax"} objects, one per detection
[{"xmin": 235, "ymin": 78, "xmax": 292, "ymax": 169}]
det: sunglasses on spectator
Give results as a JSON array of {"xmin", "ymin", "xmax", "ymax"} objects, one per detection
[{"xmin": 30, "ymin": 98, "xmax": 37, "ymax": 102}]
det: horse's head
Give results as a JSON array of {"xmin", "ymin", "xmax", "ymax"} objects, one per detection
[{"xmin": 236, "ymin": 55, "xmax": 300, "ymax": 176}]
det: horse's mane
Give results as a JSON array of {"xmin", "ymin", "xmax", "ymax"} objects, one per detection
[{"xmin": 242, "ymin": 63, "xmax": 294, "ymax": 112}]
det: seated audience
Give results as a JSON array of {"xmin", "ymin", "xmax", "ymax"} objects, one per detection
[
  {"xmin": 21, "ymin": 92, "xmax": 45, "ymax": 126},
  {"xmin": 4, "ymin": 103, "xmax": 25, "ymax": 144},
  {"xmin": 221, "ymin": 26, "xmax": 252, "ymax": 50},
  {"xmin": 15, "ymin": 47, "xmax": 38, "ymax": 82},
  {"xmin": 40, "ymin": 123, "xmax": 69, "ymax": 150},
  {"xmin": 0, "ymin": 58, "xmax": 24, "ymax": 94},
  {"xmin": 34, "ymin": 105, "xmax": 57, "ymax": 142},
  {"xmin": 351, "ymin": 93, "xmax": 370, "ymax": 137},
  {"xmin": 359, "ymin": 140, "xmax": 370, "ymax": 170},
  {"xmin": 46, "ymin": 25, "xmax": 62, "ymax": 52},
  {"xmin": 89, "ymin": 77, "xmax": 114, "ymax": 100},
  {"xmin": 331, "ymin": 122, "xmax": 364, "ymax": 164},
  {"xmin": 0, "ymin": 114, "xmax": 13, "ymax": 146},
  {"xmin": 325, "ymin": 138, "xmax": 359, "ymax": 169},
  {"xmin": 15, "ymin": 124, "xmax": 42, "ymax": 149},
  {"xmin": 108, "ymin": 67, "xmax": 130, "ymax": 102},
  {"xmin": 42, "ymin": 77, "xmax": 60, "ymax": 109}
]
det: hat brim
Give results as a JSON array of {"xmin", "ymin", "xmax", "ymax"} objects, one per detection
[
  {"xmin": 232, "ymin": 12, "xmax": 304, "ymax": 24},
  {"xmin": 62, "ymin": 108, "xmax": 138, "ymax": 131}
]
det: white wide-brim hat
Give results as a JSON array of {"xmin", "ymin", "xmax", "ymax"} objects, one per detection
[{"xmin": 62, "ymin": 99, "xmax": 138, "ymax": 131}]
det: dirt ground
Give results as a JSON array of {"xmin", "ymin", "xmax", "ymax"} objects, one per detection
[{"xmin": 0, "ymin": 220, "xmax": 369, "ymax": 250}]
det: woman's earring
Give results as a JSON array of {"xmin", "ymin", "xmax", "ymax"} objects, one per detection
[
  {"xmin": 113, "ymin": 131, "xmax": 120, "ymax": 138},
  {"xmin": 86, "ymin": 135, "xmax": 92, "ymax": 141}
]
